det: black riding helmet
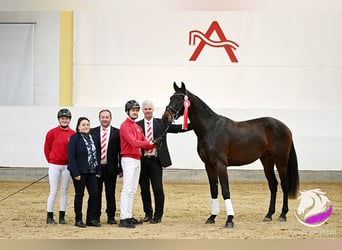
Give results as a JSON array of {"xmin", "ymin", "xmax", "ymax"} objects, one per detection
[
  {"xmin": 125, "ymin": 100, "xmax": 140, "ymax": 113},
  {"xmin": 57, "ymin": 108, "xmax": 72, "ymax": 119}
]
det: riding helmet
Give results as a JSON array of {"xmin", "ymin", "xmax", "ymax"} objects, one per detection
[
  {"xmin": 125, "ymin": 100, "xmax": 140, "ymax": 112},
  {"xmin": 57, "ymin": 108, "xmax": 72, "ymax": 119}
]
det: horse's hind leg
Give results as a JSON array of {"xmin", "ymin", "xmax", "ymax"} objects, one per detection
[
  {"xmin": 261, "ymin": 155, "xmax": 278, "ymax": 222},
  {"xmin": 205, "ymin": 164, "xmax": 219, "ymax": 224},
  {"xmin": 276, "ymin": 165, "xmax": 289, "ymax": 221}
]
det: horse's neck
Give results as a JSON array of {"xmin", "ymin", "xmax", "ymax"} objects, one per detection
[{"xmin": 187, "ymin": 92, "xmax": 218, "ymax": 135}]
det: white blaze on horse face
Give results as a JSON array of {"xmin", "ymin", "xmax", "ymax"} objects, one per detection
[
  {"xmin": 211, "ymin": 199, "xmax": 220, "ymax": 215},
  {"xmin": 225, "ymin": 199, "xmax": 234, "ymax": 216}
]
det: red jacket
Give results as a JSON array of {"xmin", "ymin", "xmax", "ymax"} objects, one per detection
[
  {"xmin": 44, "ymin": 126, "xmax": 75, "ymax": 165},
  {"xmin": 120, "ymin": 118, "xmax": 155, "ymax": 160}
]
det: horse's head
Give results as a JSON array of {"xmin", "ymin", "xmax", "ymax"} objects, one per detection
[{"xmin": 162, "ymin": 82, "xmax": 188, "ymax": 126}]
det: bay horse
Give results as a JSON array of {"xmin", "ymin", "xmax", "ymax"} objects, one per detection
[{"xmin": 162, "ymin": 82, "xmax": 299, "ymax": 228}]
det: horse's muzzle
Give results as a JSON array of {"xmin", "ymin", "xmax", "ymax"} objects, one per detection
[{"xmin": 162, "ymin": 110, "xmax": 172, "ymax": 126}]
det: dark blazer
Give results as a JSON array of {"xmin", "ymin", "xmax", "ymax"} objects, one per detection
[
  {"xmin": 90, "ymin": 126, "xmax": 122, "ymax": 175},
  {"xmin": 137, "ymin": 118, "xmax": 192, "ymax": 168},
  {"xmin": 67, "ymin": 133, "xmax": 100, "ymax": 178}
]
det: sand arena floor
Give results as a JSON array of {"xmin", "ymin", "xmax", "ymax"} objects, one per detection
[{"xmin": 0, "ymin": 180, "xmax": 341, "ymax": 239}]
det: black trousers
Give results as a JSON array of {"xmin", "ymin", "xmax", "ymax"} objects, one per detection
[
  {"xmin": 72, "ymin": 173, "xmax": 98, "ymax": 223},
  {"xmin": 139, "ymin": 157, "xmax": 164, "ymax": 219},
  {"xmin": 95, "ymin": 165, "xmax": 118, "ymax": 219}
]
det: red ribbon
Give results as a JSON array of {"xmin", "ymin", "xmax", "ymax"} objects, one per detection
[{"xmin": 183, "ymin": 96, "xmax": 191, "ymax": 130}]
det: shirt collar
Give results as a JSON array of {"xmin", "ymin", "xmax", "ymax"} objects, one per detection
[
  {"xmin": 145, "ymin": 118, "xmax": 153, "ymax": 125},
  {"xmin": 101, "ymin": 126, "xmax": 110, "ymax": 132}
]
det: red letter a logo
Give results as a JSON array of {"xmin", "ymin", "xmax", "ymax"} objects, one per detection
[{"xmin": 189, "ymin": 21, "xmax": 239, "ymax": 62}]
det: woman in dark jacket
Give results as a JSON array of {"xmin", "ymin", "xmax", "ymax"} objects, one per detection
[{"xmin": 68, "ymin": 117, "xmax": 101, "ymax": 228}]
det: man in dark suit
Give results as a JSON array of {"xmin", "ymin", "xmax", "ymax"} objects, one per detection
[
  {"xmin": 137, "ymin": 100, "xmax": 192, "ymax": 224},
  {"xmin": 90, "ymin": 109, "xmax": 122, "ymax": 225}
]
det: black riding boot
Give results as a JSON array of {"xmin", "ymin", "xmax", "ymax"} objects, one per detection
[
  {"xmin": 46, "ymin": 212, "xmax": 56, "ymax": 224},
  {"xmin": 59, "ymin": 211, "xmax": 66, "ymax": 224}
]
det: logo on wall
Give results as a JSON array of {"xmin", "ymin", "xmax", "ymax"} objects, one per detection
[
  {"xmin": 189, "ymin": 21, "xmax": 239, "ymax": 62},
  {"xmin": 295, "ymin": 189, "xmax": 333, "ymax": 227}
]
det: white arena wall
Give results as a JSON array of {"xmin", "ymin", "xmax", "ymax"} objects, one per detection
[
  {"xmin": 0, "ymin": 8, "xmax": 341, "ymax": 172},
  {"xmin": 0, "ymin": 106, "xmax": 341, "ymax": 171}
]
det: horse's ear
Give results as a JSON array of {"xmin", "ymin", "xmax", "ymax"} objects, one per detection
[
  {"xmin": 173, "ymin": 81, "xmax": 180, "ymax": 91},
  {"xmin": 181, "ymin": 82, "xmax": 186, "ymax": 91}
]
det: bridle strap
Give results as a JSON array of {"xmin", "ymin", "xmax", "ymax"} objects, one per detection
[{"xmin": 165, "ymin": 92, "xmax": 186, "ymax": 121}]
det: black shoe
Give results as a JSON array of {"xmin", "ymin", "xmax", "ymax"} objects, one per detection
[
  {"xmin": 46, "ymin": 212, "xmax": 56, "ymax": 224},
  {"xmin": 150, "ymin": 217, "xmax": 161, "ymax": 224},
  {"xmin": 59, "ymin": 217, "xmax": 66, "ymax": 224},
  {"xmin": 107, "ymin": 218, "xmax": 117, "ymax": 224},
  {"xmin": 119, "ymin": 219, "xmax": 135, "ymax": 228},
  {"xmin": 59, "ymin": 211, "xmax": 66, "ymax": 224},
  {"xmin": 140, "ymin": 214, "xmax": 153, "ymax": 223},
  {"xmin": 129, "ymin": 217, "xmax": 142, "ymax": 225},
  {"xmin": 47, "ymin": 217, "xmax": 56, "ymax": 224},
  {"xmin": 75, "ymin": 221, "xmax": 86, "ymax": 228},
  {"xmin": 86, "ymin": 220, "xmax": 101, "ymax": 227}
]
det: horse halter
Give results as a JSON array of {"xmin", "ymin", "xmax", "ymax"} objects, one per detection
[{"xmin": 166, "ymin": 92, "xmax": 187, "ymax": 121}]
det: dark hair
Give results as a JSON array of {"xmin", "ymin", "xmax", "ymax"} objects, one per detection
[
  {"xmin": 76, "ymin": 117, "xmax": 90, "ymax": 132},
  {"xmin": 99, "ymin": 109, "xmax": 112, "ymax": 119}
]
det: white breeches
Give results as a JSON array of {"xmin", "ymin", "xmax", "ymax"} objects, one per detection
[
  {"xmin": 47, "ymin": 164, "xmax": 71, "ymax": 212},
  {"xmin": 120, "ymin": 157, "xmax": 141, "ymax": 220}
]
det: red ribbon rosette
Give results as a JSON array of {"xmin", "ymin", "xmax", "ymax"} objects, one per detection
[{"xmin": 183, "ymin": 95, "xmax": 191, "ymax": 130}]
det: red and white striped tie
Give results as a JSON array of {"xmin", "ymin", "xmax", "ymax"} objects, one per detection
[
  {"xmin": 146, "ymin": 121, "xmax": 153, "ymax": 153},
  {"xmin": 101, "ymin": 128, "xmax": 107, "ymax": 162}
]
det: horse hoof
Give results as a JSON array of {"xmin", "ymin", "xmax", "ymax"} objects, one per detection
[
  {"xmin": 205, "ymin": 215, "xmax": 216, "ymax": 224},
  {"xmin": 225, "ymin": 222, "xmax": 234, "ymax": 228},
  {"xmin": 263, "ymin": 217, "xmax": 272, "ymax": 222},
  {"xmin": 278, "ymin": 216, "xmax": 286, "ymax": 222}
]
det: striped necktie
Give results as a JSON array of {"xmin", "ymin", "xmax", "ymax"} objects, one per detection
[
  {"xmin": 146, "ymin": 121, "xmax": 153, "ymax": 153},
  {"xmin": 101, "ymin": 128, "xmax": 107, "ymax": 162}
]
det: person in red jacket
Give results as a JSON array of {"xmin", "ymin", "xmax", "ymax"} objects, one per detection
[
  {"xmin": 44, "ymin": 108, "xmax": 75, "ymax": 224},
  {"xmin": 119, "ymin": 100, "xmax": 158, "ymax": 228}
]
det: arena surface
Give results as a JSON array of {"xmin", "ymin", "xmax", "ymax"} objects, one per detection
[{"xmin": 0, "ymin": 180, "xmax": 340, "ymax": 239}]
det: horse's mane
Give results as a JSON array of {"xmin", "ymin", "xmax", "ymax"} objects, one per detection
[{"xmin": 186, "ymin": 89, "xmax": 219, "ymax": 119}]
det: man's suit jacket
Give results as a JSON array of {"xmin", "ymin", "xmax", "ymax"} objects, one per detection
[
  {"xmin": 90, "ymin": 126, "xmax": 122, "ymax": 175},
  {"xmin": 137, "ymin": 118, "xmax": 192, "ymax": 168}
]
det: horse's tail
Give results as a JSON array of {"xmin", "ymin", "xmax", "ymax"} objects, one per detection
[{"xmin": 287, "ymin": 141, "xmax": 300, "ymax": 199}]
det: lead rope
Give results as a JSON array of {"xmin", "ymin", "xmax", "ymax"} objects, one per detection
[{"xmin": 0, "ymin": 174, "xmax": 48, "ymax": 202}]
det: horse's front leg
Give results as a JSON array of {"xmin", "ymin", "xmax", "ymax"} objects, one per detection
[
  {"xmin": 217, "ymin": 164, "xmax": 234, "ymax": 228},
  {"xmin": 204, "ymin": 164, "xmax": 219, "ymax": 224}
]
